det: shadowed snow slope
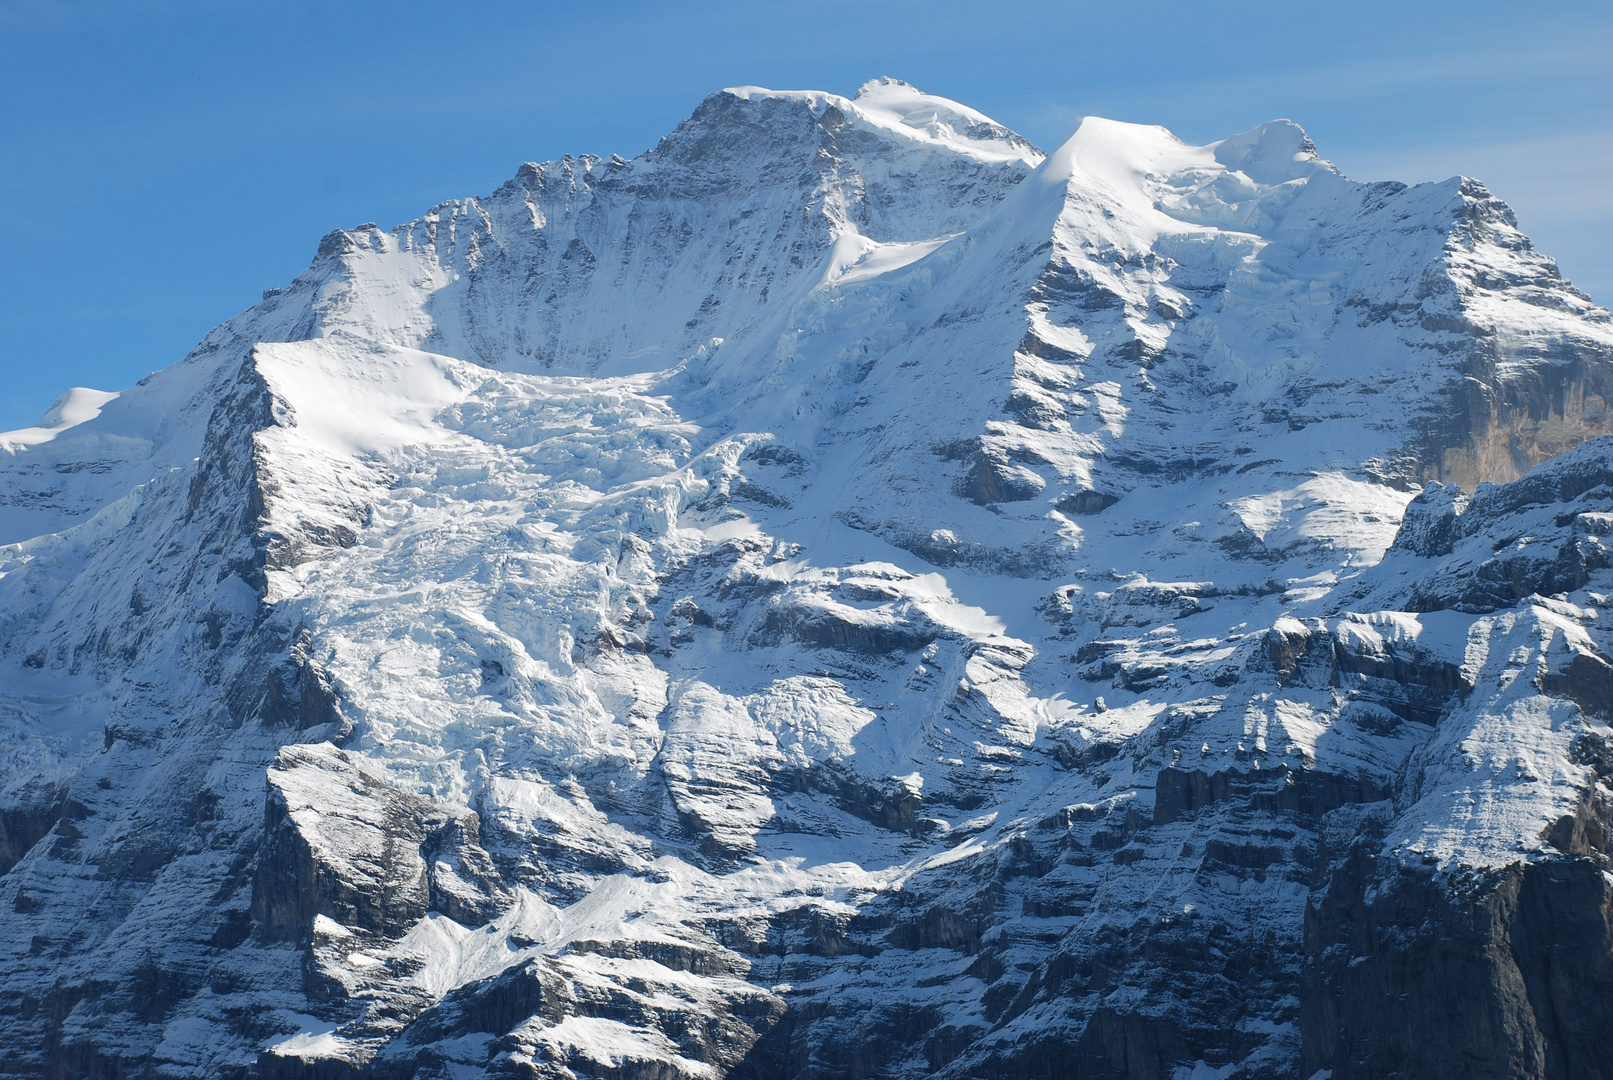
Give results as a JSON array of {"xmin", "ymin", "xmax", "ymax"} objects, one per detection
[{"xmin": 3, "ymin": 79, "xmax": 1613, "ymax": 1080}]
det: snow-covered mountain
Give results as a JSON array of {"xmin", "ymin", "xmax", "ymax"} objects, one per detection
[{"xmin": 3, "ymin": 77, "xmax": 1612, "ymax": 1079}]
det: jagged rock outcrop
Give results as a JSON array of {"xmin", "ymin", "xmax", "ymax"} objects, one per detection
[{"xmin": 252, "ymin": 744, "xmax": 509, "ymax": 942}]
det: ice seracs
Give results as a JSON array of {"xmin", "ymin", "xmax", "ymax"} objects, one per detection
[{"xmin": 1, "ymin": 79, "xmax": 1612, "ymax": 1079}]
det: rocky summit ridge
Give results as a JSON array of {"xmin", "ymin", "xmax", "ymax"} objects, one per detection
[{"xmin": 2, "ymin": 77, "xmax": 1613, "ymax": 1079}]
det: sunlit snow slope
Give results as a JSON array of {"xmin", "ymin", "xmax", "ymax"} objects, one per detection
[{"xmin": 3, "ymin": 78, "xmax": 1613, "ymax": 1080}]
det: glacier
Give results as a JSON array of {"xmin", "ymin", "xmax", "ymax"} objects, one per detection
[{"xmin": 2, "ymin": 77, "xmax": 1613, "ymax": 1079}]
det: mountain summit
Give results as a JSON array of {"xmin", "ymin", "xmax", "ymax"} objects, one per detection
[{"xmin": 2, "ymin": 82, "xmax": 1612, "ymax": 1080}]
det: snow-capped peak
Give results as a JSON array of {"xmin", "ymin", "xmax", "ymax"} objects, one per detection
[
  {"xmin": 723, "ymin": 78, "xmax": 1043, "ymax": 167},
  {"xmin": 850, "ymin": 75, "xmax": 1043, "ymax": 164},
  {"xmin": 1035, "ymin": 116, "xmax": 1206, "ymax": 204},
  {"xmin": 1211, "ymin": 117, "xmax": 1339, "ymax": 185},
  {"xmin": 1036, "ymin": 114, "xmax": 1334, "ymax": 205},
  {"xmin": 0, "ymin": 386, "xmax": 118, "ymax": 451}
]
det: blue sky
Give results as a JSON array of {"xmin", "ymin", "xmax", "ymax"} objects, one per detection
[{"xmin": 1, "ymin": 0, "xmax": 1608, "ymax": 429}]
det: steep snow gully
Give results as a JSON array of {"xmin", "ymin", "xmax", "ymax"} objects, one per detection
[{"xmin": 3, "ymin": 78, "xmax": 1613, "ymax": 1079}]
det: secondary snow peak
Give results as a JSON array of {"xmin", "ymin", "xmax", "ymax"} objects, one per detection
[
  {"xmin": 0, "ymin": 386, "xmax": 119, "ymax": 451},
  {"xmin": 1211, "ymin": 117, "xmax": 1339, "ymax": 185}
]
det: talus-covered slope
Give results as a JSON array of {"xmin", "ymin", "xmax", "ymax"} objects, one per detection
[{"xmin": 2, "ymin": 78, "xmax": 1613, "ymax": 1079}]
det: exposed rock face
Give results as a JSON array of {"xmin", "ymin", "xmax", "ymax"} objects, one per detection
[
  {"xmin": 1305, "ymin": 854, "xmax": 1613, "ymax": 1080},
  {"xmin": 2, "ymin": 79, "xmax": 1613, "ymax": 1079},
  {"xmin": 1417, "ymin": 181, "xmax": 1613, "ymax": 491},
  {"xmin": 252, "ymin": 744, "xmax": 509, "ymax": 942}
]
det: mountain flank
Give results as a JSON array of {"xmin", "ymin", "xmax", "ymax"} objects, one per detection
[{"xmin": 2, "ymin": 78, "xmax": 1612, "ymax": 1079}]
